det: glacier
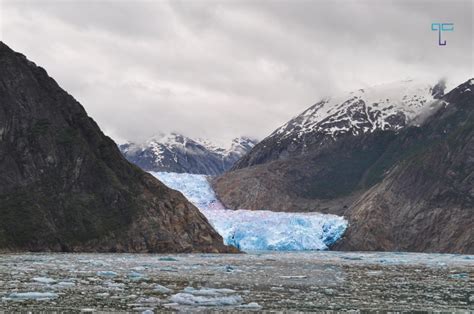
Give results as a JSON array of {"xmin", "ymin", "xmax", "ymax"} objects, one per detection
[{"xmin": 151, "ymin": 172, "xmax": 347, "ymax": 251}]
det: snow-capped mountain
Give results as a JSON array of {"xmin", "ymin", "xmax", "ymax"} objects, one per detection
[
  {"xmin": 214, "ymin": 78, "xmax": 473, "ymax": 253},
  {"xmin": 235, "ymin": 79, "xmax": 445, "ymax": 168},
  {"xmin": 120, "ymin": 133, "xmax": 257, "ymax": 175}
]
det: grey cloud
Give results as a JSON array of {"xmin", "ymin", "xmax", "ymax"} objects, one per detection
[{"xmin": 0, "ymin": 0, "xmax": 472, "ymax": 144}]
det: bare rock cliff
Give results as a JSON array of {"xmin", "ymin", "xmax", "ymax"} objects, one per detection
[{"xmin": 0, "ymin": 42, "xmax": 236, "ymax": 253}]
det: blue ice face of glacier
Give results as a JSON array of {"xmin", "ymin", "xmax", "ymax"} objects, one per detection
[
  {"xmin": 151, "ymin": 172, "xmax": 225, "ymax": 210},
  {"xmin": 151, "ymin": 172, "xmax": 347, "ymax": 251}
]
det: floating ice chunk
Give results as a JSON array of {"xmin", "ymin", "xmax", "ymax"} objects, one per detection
[
  {"xmin": 104, "ymin": 281, "xmax": 125, "ymax": 290},
  {"xmin": 52, "ymin": 281, "xmax": 75, "ymax": 289},
  {"xmin": 160, "ymin": 266, "xmax": 178, "ymax": 272},
  {"xmin": 132, "ymin": 266, "xmax": 147, "ymax": 271},
  {"xmin": 32, "ymin": 277, "xmax": 56, "ymax": 284},
  {"xmin": 80, "ymin": 259, "xmax": 109, "ymax": 267},
  {"xmin": 169, "ymin": 293, "xmax": 243, "ymax": 306},
  {"xmin": 128, "ymin": 271, "xmax": 145, "ymax": 280},
  {"xmin": 449, "ymin": 273, "xmax": 469, "ymax": 280},
  {"xmin": 182, "ymin": 287, "xmax": 236, "ymax": 296},
  {"xmin": 170, "ymin": 287, "xmax": 243, "ymax": 307},
  {"xmin": 6, "ymin": 292, "xmax": 59, "ymax": 300},
  {"xmin": 279, "ymin": 275, "xmax": 307, "ymax": 279},
  {"xmin": 97, "ymin": 271, "xmax": 118, "ymax": 277},
  {"xmin": 137, "ymin": 296, "xmax": 162, "ymax": 304},
  {"xmin": 239, "ymin": 302, "xmax": 262, "ymax": 309},
  {"xmin": 154, "ymin": 284, "xmax": 172, "ymax": 293},
  {"xmin": 152, "ymin": 172, "xmax": 348, "ymax": 251}
]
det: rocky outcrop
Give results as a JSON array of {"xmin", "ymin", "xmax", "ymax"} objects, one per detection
[
  {"xmin": 213, "ymin": 129, "xmax": 405, "ymax": 214},
  {"xmin": 0, "ymin": 42, "xmax": 236, "ymax": 253},
  {"xmin": 334, "ymin": 80, "xmax": 474, "ymax": 253}
]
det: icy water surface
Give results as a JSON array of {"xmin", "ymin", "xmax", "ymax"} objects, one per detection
[{"xmin": 0, "ymin": 252, "xmax": 472, "ymax": 312}]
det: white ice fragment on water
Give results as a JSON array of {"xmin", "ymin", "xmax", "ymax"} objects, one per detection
[
  {"xmin": 32, "ymin": 277, "xmax": 56, "ymax": 284},
  {"xmin": 97, "ymin": 271, "xmax": 118, "ymax": 277},
  {"xmin": 132, "ymin": 266, "xmax": 147, "ymax": 271},
  {"xmin": 169, "ymin": 293, "xmax": 243, "ymax": 307},
  {"xmin": 6, "ymin": 292, "xmax": 59, "ymax": 300},
  {"xmin": 80, "ymin": 259, "xmax": 109, "ymax": 267},
  {"xmin": 182, "ymin": 287, "xmax": 236, "ymax": 296},
  {"xmin": 154, "ymin": 284, "xmax": 172, "ymax": 293},
  {"xmin": 103, "ymin": 281, "xmax": 125, "ymax": 290},
  {"xmin": 170, "ymin": 287, "xmax": 243, "ymax": 307},
  {"xmin": 366, "ymin": 270, "xmax": 383, "ymax": 276},
  {"xmin": 128, "ymin": 271, "xmax": 145, "ymax": 280},
  {"xmin": 163, "ymin": 302, "xmax": 180, "ymax": 308},
  {"xmin": 279, "ymin": 275, "xmax": 307, "ymax": 279},
  {"xmin": 238, "ymin": 302, "xmax": 262, "ymax": 309},
  {"xmin": 152, "ymin": 172, "xmax": 348, "ymax": 251},
  {"xmin": 137, "ymin": 296, "xmax": 162, "ymax": 304},
  {"xmin": 52, "ymin": 281, "xmax": 75, "ymax": 289}
]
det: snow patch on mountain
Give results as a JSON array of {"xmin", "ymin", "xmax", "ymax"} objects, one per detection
[
  {"xmin": 120, "ymin": 133, "xmax": 257, "ymax": 175},
  {"xmin": 272, "ymin": 80, "xmax": 443, "ymax": 141},
  {"xmin": 152, "ymin": 172, "xmax": 347, "ymax": 251}
]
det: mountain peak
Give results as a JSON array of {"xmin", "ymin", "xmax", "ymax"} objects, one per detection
[
  {"xmin": 120, "ymin": 133, "xmax": 257, "ymax": 175},
  {"xmin": 274, "ymin": 79, "xmax": 438, "ymax": 139},
  {"xmin": 234, "ymin": 79, "xmax": 445, "ymax": 169}
]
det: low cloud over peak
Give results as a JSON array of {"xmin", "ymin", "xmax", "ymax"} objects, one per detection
[{"xmin": 1, "ymin": 0, "xmax": 472, "ymax": 143}]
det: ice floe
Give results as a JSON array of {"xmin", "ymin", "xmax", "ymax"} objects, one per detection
[
  {"xmin": 97, "ymin": 271, "xmax": 118, "ymax": 277},
  {"xmin": 169, "ymin": 287, "xmax": 243, "ymax": 307},
  {"xmin": 4, "ymin": 292, "xmax": 59, "ymax": 300},
  {"xmin": 154, "ymin": 284, "xmax": 172, "ymax": 293},
  {"xmin": 32, "ymin": 277, "xmax": 56, "ymax": 284}
]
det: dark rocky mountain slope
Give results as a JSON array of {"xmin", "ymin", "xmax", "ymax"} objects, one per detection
[
  {"xmin": 0, "ymin": 42, "xmax": 235, "ymax": 253},
  {"xmin": 120, "ymin": 134, "xmax": 256, "ymax": 175},
  {"xmin": 234, "ymin": 80, "xmax": 444, "ymax": 169},
  {"xmin": 335, "ymin": 80, "xmax": 474, "ymax": 253},
  {"xmin": 214, "ymin": 80, "xmax": 445, "ymax": 214},
  {"xmin": 213, "ymin": 79, "xmax": 473, "ymax": 253}
]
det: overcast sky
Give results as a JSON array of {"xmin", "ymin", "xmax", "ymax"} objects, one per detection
[{"xmin": 0, "ymin": 0, "xmax": 472, "ymax": 145}]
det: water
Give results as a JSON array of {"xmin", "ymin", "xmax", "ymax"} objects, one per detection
[{"xmin": 0, "ymin": 252, "xmax": 472, "ymax": 311}]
